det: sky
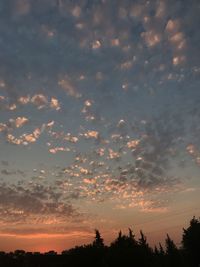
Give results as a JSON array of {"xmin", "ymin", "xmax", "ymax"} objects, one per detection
[{"xmin": 0, "ymin": 0, "xmax": 200, "ymax": 253}]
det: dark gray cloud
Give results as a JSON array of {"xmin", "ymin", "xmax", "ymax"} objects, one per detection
[
  {"xmin": 0, "ymin": 182, "xmax": 81, "ymax": 224},
  {"xmin": 0, "ymin": 225, "xmax": 91, "ymax": 236}
]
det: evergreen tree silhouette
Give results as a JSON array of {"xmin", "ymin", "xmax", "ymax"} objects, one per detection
[
  {"xmin": 165, "ymin": 234, "xmax": 181, "ymax": 267},
  {"xmin": 154, "ymin": 245, "xmax": 165, "ymax": 267},
  {"xmin": 159, "ymin": 242, "xmax": 165, "ymax": 256},
  {"xmin": 93, "ymin": 229, "xmax": 104, "ymax": 248},
  {"xmin": 182, "ymin": 216, "xmax": 200, "ymax": 267},
  {"xmin": 128, "ymin": 227, "xmax": 137, "ymax": 246},
  {"xmin": 138, "ymin": 230, "xmax": 153, "ymax": 267},
  {"xmin": 138, "ymin": 230, "xmax": 148, "ymax": 247},
  {"xmin": 165, "ymin": 234, "xmax": 177, "ymax": 255}
]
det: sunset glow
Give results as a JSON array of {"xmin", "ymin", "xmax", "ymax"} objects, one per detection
[{"xmin": 0, "ymin": 0, "xmax": 200, "ymax": 253}]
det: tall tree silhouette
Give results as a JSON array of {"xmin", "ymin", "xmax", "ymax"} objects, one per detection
[
  {"xmin": 182, "ymin": 216, "xmax": 200, "ymax": 267},
  {"xmin": 159, "ymin": 242, "xmax": 165, "ymax": 256},
  {"xmin": 138, "ymin": 230, "xmax": 153, "ymax": 267},
  {"xmin": 128, "ymin": 228, "xmax": 137, "ymax": 246},
  {"xmin": 138, "ymin": 231, "xmax": 148, "ymax": 248},
  {"xmin": 93, "ymin": 229, "xmax": 104, "ymax": 248},
  {"xmin": 165, "ymin": 234, "xmax": 181, "ymax": 267}
]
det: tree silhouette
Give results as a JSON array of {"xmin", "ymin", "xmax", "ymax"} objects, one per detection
[
  {"xmin": 154, "ymin": 244, "xmax": 167, "ymax": 267},
  {"xmin": 138, "ymin": 230, "xmax": 153, "ymax": 267},
  {"xmin": 165, "ymin": 234, "xmax": 181, "ymax": 267},
  {"xmin": 0, "ymin": 215, "xmax": 199, "ymax": 267},
  {"xmin": 138, "ymin": 230, "xmax": 148, "ymax": 247},
  {"xmin": 182, "ymin": 216, "xmax": 200, "ymax": 267},
  {"xmin": 93, "ymin": 229, "xmax": 104, "ymax": 248},
  {"xmin": 128, "ymin": 227, "xmax": 137, "ymax": 246},
  {"xmin": 165, "ymin": 234, "xmax": 178, "ymax": 255},
  {"xmin": 159, "ymin": 242, "xmax": 165, "ymax": 256}
]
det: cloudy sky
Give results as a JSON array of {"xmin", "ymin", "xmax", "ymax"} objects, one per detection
[{"xmin": 0, "ymin": 0, "xmax": 200, "ymax": 252}]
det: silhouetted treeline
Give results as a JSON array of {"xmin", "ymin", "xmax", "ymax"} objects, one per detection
[{"xmin": 0, "ymin": 216, "xmax": 200, "ymax": 267}]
